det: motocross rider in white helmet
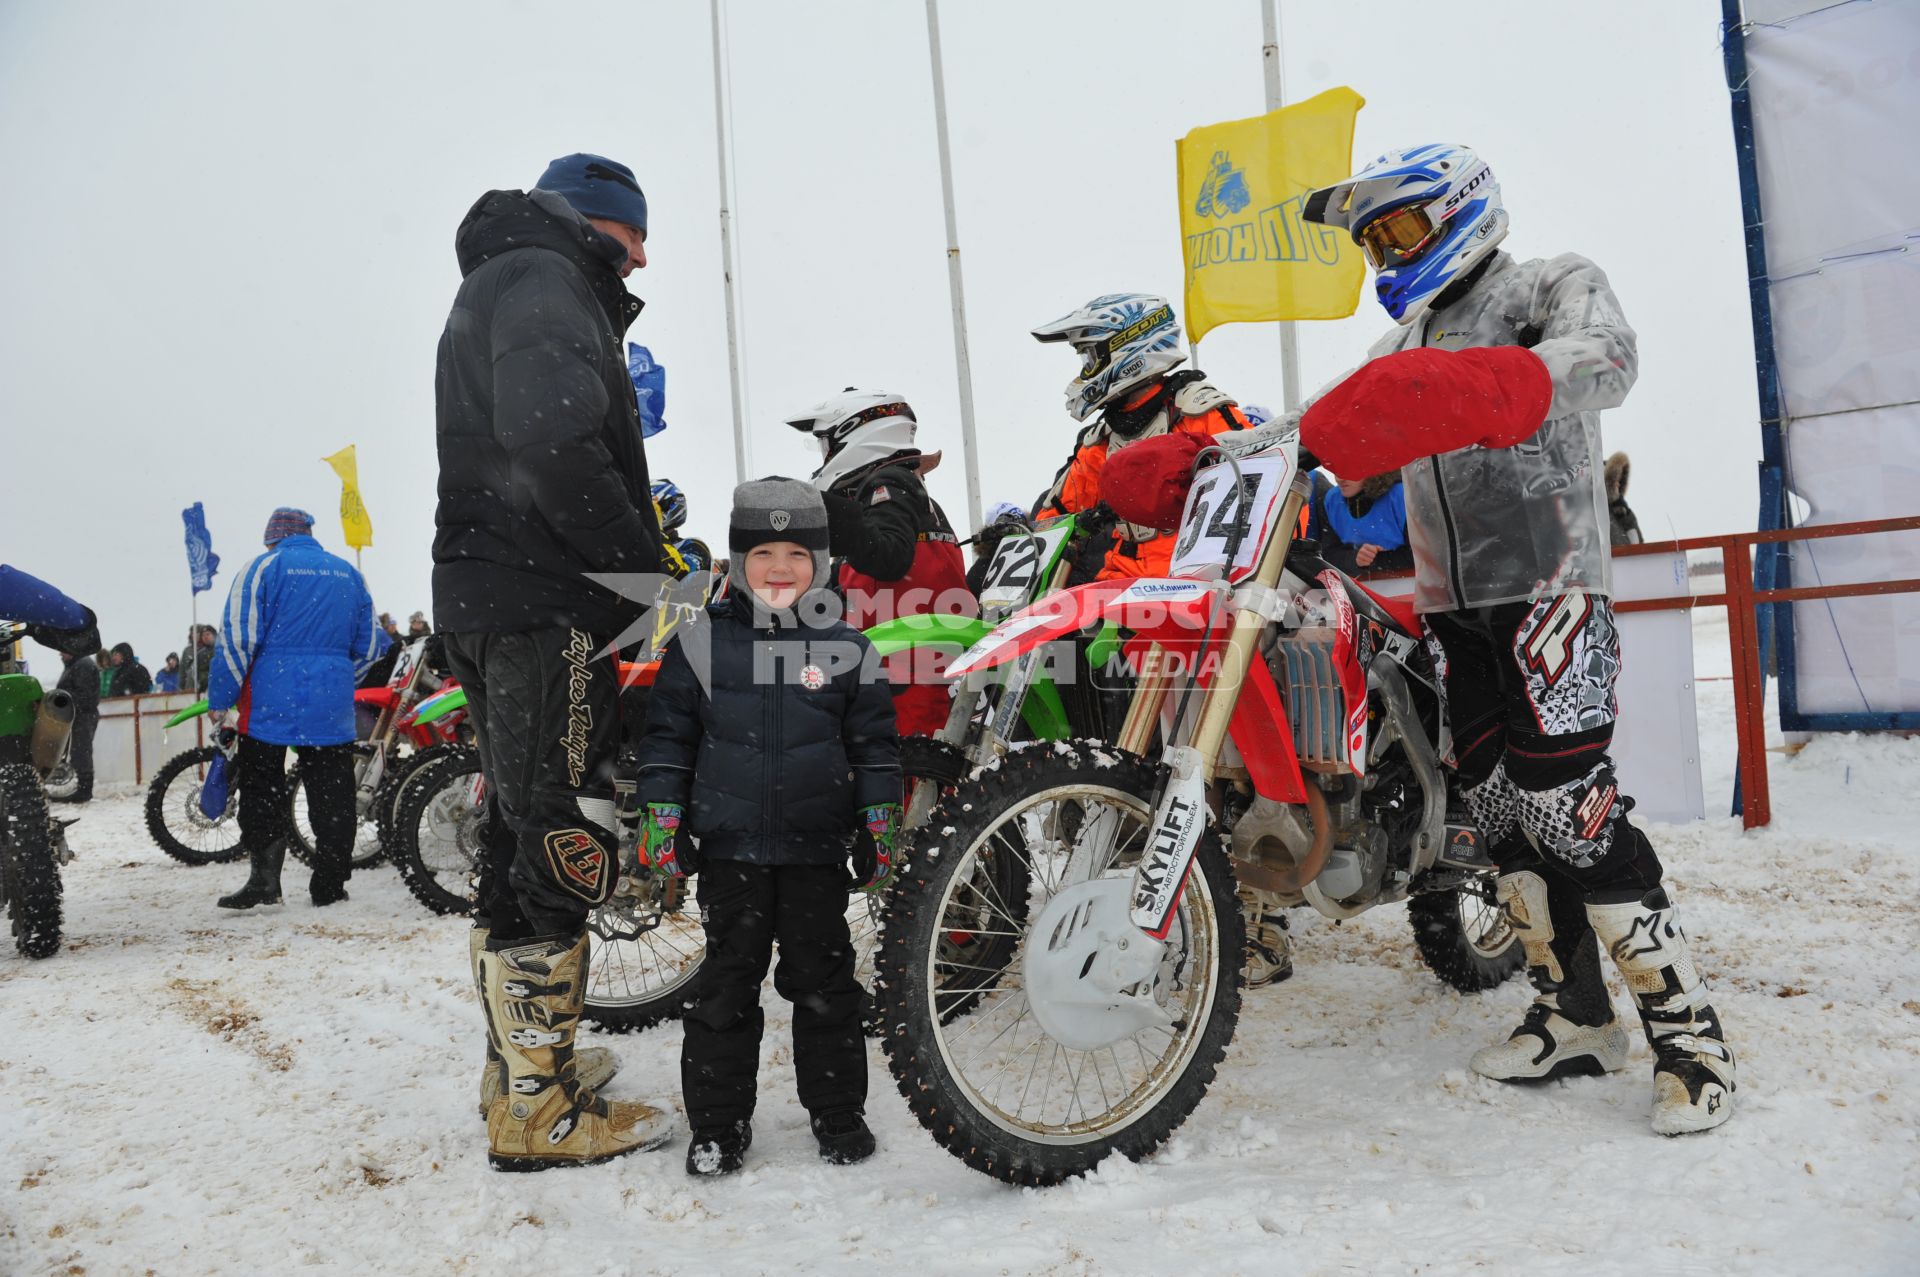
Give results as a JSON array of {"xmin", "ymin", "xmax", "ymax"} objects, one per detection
[
  {"xmin": 1293, "ymin": 144, "xmax": 1734, "ymax": 1134},
  {"xmin": 786, "ymin": 389, "xmax": 972, "ymax": 737},
  {"xmin": 1029, "ymin": 294, "xmax": 1291, "ymax": 987}
]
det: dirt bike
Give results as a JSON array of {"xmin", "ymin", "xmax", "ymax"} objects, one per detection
[
  {"xmin": 866, "ymin": 510, "xmax": 1119, "ymax": 825},
  {"xmin": 144, "ymin": 636, "xmax": 466, "ymax": 867},
  {"xmin": 0, "ymin": 621, "xmax": 76, "ymax": 957},
  {"xmin": 873, "ymin": 422, "xmax": 1524, "ymax": 1185}
]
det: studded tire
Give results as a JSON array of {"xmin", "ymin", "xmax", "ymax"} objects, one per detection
[
  {"xmin": 373, "ymin": 741, "xmax": 469, "ymax": 850},
  {"xmin": 1, "ymin": 763, "xmax": 63, "ymax": 959},
  {"xmin": 389, "ymin": 747, "xmax": 482, "ymax": 917},
  {"xmin": 875, "ymin": 743, "xmax": 1243, "ymax": 1186},
  {"xmin": 1408, "ymin": 877, "xmax": 1524, "ymax": 993}
]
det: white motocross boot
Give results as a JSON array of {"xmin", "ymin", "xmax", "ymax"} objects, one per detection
[
  {"xmin": 1587, "ymin": 886, "xmax": 1736, "ymax": 1135},
  {"xmin": 1471, "ymin": 870, "xmax": 1630, "ymax": 1082},
  {"xmin": 1240, "ymin": 888, "xmax": 1293, "ymax": 988},
  {"xmin": 472, "ymin": 926, "xmax": 617, "ymax": 1119}
]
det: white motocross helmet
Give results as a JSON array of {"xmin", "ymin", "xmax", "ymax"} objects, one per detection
[
  {"xmin": 1032, "ymin": 293, "xmax": 1188, "ymax": 422},
  {"xmin": 785, "ymin": 389, "xmax": 921, "ymax": 492},
  {"xmin": 1303, "ymin": 143, "xmax": 1509, "ymax": 325}
]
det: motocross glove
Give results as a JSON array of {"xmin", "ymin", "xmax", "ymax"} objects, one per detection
[
  {"xmin": 635, "ymin": 802, "xmax": 693, "ymax": 880},
  {"xmin": 853, "ymin": 802, "xmax": 903, "ymax": 894},
  {"xmin": 1301, "ymin": 346, "xmax": 1553, "ymax": 481}
]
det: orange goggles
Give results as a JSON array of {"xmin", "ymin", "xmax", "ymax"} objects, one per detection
[{"xmin": 1356, "ymin": 204, "xmax": 1445, "ymax": 269}]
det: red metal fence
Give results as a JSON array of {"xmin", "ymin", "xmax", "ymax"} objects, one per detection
[{"xmin": 1611, "ymin": 514, "xmax": 1920, "ymax": 829}]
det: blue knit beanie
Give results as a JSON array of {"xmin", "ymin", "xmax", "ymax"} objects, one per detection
[
  {"xmin": 263, "ymin": 507, "xmax": 314, "ymax": 547},
  {"xmin": 535, "ymin": 153, "xmax": 648, "ymax": 232}
]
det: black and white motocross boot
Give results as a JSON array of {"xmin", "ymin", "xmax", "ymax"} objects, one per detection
[
  {"xmin": 1471, "ymin": 870, "xmax": 1630, "ymax": 1082},
  {"xmin": 1587, "ymin": 885, "xmax": 1736, "ymax": 1135},
  {"xmin": 1239, "ymin": 887, "xmax": 1293, "ymax": 988}
]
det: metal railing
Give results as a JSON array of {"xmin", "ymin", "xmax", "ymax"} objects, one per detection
[{"xmin": 1610, "ymin": 514, "xmax": 1920, "ymax": 829}]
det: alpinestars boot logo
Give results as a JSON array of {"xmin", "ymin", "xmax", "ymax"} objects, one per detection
[
  {"xmin": 544, "ymin": 829, "xmax": 612, "ymax": 903},
  {"xmin": 1609, "ymin": 913, "xmax": 1667, "ymax": 964}
]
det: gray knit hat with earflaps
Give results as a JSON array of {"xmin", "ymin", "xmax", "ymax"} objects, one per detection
[{"xmin": 727, "ymin": 477, "xmax": 832, "ymax": 608}]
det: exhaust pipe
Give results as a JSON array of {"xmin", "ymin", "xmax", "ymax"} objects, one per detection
[{"xmin": 31, "ymin": 688, "xmax": 75, "ymax": 773}]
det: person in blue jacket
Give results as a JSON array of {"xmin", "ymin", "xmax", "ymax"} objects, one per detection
[
  {"xmin": 1315, "ymin": 471, "xmax": 1412, "ymax": 576},
  {"xmin": 208, "ymin": 508, "xmax": 383, "ymax": 910}
]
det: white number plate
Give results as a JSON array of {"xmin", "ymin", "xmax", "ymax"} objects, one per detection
[
  {"xmin": 387, "ymin": 638, "xmax": 424, "ymax": 688},
  {"xmin": 979, "ymin": 524, "xmax": 1071, "ymax": 614},
  {"xmin": 1168, "ymin": 448, "xmax": 1295, "ymax": 581}
]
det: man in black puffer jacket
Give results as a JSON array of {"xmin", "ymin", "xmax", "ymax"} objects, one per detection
[
  {"xmin": 433, "ymin": 152, "xmax": 673, "ymax": 1171},
  {"xmin": 636, "ymin": 478, "xmax": 900, "ymax": 1176}
]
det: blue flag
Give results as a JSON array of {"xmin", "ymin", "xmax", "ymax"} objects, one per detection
[
  {"xmin": 627, "ymin": 343, "xmax": 668, "ymax": 438},
  {"xmin": 183, "ymin": 502, "xmax": 220, "ymax": 595}
]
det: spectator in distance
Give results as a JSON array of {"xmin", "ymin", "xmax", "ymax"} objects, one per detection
[{"xmin": 107, "ymin": 642, "xmax": 152, "ymax": 698}]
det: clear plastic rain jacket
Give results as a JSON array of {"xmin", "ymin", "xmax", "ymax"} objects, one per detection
[{"xmin": 1301, "ymin": 251, "xmax": 1637, "ymax": 613}]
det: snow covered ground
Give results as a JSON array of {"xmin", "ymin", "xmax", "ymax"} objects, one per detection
[{"xmin": 5, "ymin": 615, "xmax": 1917, "ymax": 1276}]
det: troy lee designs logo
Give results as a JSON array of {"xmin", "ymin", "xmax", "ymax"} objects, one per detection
[{"xmin": 561, "ymin": 630, "xmax": 595, "ymax": 788}]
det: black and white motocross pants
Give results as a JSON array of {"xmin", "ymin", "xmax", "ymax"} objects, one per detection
[
  {"xmin": 445, "ymin": 628, "xmax": 625, "ymax": 940},
  {"xmin": 1425, "ymin": 590, "xmax": 1663, "ymax": 899}
]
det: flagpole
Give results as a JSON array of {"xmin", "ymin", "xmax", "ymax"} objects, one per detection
[
  {"xmin": 710, "ymin": 0, "xmax": 750, "ymax": 486},
  {"xmin": 924, "ymin": 0, "xmax": 985, "ymax": 533},
  {"xmin": 1262, "ymin": 0, "xmax": 1303, "ymax": 414}
]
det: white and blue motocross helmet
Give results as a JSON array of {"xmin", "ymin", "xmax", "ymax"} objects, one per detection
[
  {"xmin": 1032, "ymin": 293, "xmax": 1188, "ymax": 421},
  {"xmin": 1303, "ymin": 144, "xmax": 1508, "ymax": 325}
]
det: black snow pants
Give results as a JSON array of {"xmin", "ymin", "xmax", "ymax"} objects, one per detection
[
  {"xmin": 68, "ymin": 710, "xmax": 97, "ymax": 793},
  {"xmin": 236, "ymin": 735, "xmax": 356, "ymax": 889},
  {"xmin": 1425, "ymin": 591, "xmax": 1663, "ymax": 910},
  {"xmin": 444, "ymin": 628, "xmax": 623, "ymax": 940},
  {"xmin": 681, "ymin": 859, "xmax": 867, "ymax": 1128}
]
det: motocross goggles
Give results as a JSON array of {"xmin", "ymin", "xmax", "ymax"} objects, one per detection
[{"xmin": 1355, "ymin": 203, "xmax": 1446, "ymax": 270}]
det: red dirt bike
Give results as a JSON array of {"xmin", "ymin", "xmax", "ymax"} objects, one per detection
[{"xmin": 873, "ymin": 421, "xmax": 1523, "ymax": 1185}]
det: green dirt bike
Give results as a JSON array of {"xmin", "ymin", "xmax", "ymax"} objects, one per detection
[
  {"xmin": 867, "ymin": 510, "xmax": 1120, "ymax": 825},
  {"xmin": 0, "ymin": 621, "xmax": 77, "ymax": 958}
]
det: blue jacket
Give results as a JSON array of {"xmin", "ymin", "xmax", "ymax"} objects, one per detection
[
  {"xmin": 208, "ymin": 535, "xmax": 381, "ymax": 746},
  {"xmin": 1322, "ymin": 483, "xmax": 1408, "ymax": 552}
]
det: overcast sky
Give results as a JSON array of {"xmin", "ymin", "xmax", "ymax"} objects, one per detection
[{"xmin": 0, "ymin": 0, "xmax": 1760, "ymax": 675}]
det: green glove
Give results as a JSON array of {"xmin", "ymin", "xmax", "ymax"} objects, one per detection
[
  {"xmin": 637, "ymin": 802, "xmax": 691, "ymax": 879},
  {"xmin": 854, "ymin": 802, "xmax": 903, "ymax": 894}
]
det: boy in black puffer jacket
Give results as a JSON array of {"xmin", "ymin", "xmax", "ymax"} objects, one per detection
[{"xmin": 635, "ymin": 477, "xmax": 901, "ymax": 1177}]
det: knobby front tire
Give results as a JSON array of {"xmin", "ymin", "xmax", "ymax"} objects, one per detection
[{"xmin": 875, "ymin": 743, "xmax": 1244, "ymax": 1186}]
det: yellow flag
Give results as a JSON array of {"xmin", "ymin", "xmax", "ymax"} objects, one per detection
[
  {"xmin": 1176, "ymin": 86, "xmax": 1367, "ymax": 344},
  {"xmin": 322, "ymin": 445, "xmax": 374, "ymax": 550}
]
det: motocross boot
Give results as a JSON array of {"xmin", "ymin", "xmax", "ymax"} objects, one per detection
[
  {"xmin": 470, "ymin": 926, "xmax": 617, "ymax": 1120},
  {"xmin": 1471, "ymin": 870, "xmax": 1629, "ymax": 1082},
  {"xmin": 1587, "ymin": 883, "xmax": 1736, "ymax": 1135},
  {"xmin": 217, "ymin": 837, "xmax": 286, "ymax": 910},
  {"xmin": 1239, "ymin": 886, "xmax": 1293, "ymax": 988},
  {"xmin": 481, "ymin": 929, "xmax": 674, "ymax": 1170}
]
